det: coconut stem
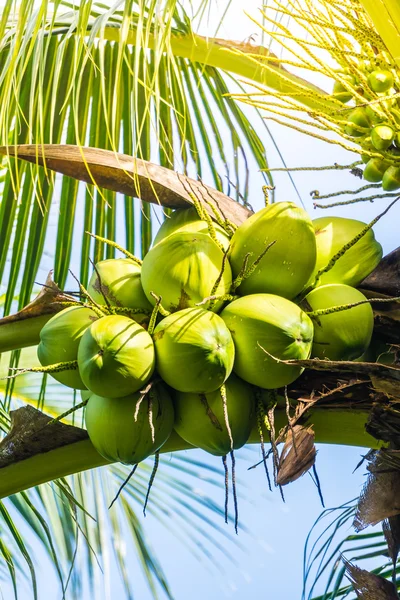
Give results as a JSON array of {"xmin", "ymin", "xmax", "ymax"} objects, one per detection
[
  {"xmin": 196, "ymin": 293, "xmax": 238, "ymax": 307},
  {"xmin": 304, "ymin": 197, "xmax": 400, "ymax": 293},
  {"xmin": 209, "ymin": 251, "xmax": 229, "ymax": 311},
  {"xmin": 3, "ymin": 360, "xmax": 79, "ymax": 380},
  {"xmin": 231, "ymin": 253, "xmax": 251, "ymax": 292},
  {"xmin": 230, "ymin": 450, "xmax": 239, "ymax": 535},
  {"xmin": 266, "ymin": 161, "xmax": 362, "ymax": 173},
  {"xmin": 255, "ymin": 391, "xmax": 272, "ymax": 492},
  {"xmin": 222, "ymin": 454, "xmax": 229, "ymax": 525},
  {"xmin": 85, "ymin": 231, "xmax": 141, "ymax": 264},
  {"xmin": 148, "ymin": 391, "xmax": 155, "ymax": 444},
  {"xmin": 133, "ymin": 380, "xmax": 155, "ymax": 421},
  {"xmin": 149, "ymin": 292, "xmax": 170, "ymax": 319},
  {"xmin": 143, "ymin": 452, "xmax": 159, "ymax": 517},
  {"xmin": 262, "ymin": 185, "xmax": 274, "ymax": 206},
  {"xmin": 147, "ymin": 301, "xmax": 160, "ymax": 336},
  {"xmin": 89, "ymin": 258, "xmax": 115, "ymax": 314},
  {"xmin": 183, "ymin": 181, "xmax": 224, "ymax": 251},
  {"xmin": 108, "ymin": 464, "xmax": 138, "ymax": 510},
  {"xmin": 243, "ymin": 240, "xmax": 276, "ymax": 281},
  {"xmin": 307, "ymin": 295, "xmax": 400, "ymax": 318},
  {"xmin": 196, "ymin": 177, "xmax": 237, "ymax": 236},
  {"xmin": 113, "ymin": 307, "xmax": 151, "ymax": 316},
  {"xmin": 68, "ymin": 270, "xmax": 107, "ymax": 318},
  {"xmin": 314, "ymin": 192, "xmax": 399, "ymax": 209},
  {"xmin": 232, "ymin": 240, "xmax": 276, "ymax": 292},
  {"xmin": 46, "ymin": 400, "xmax": 88, "ymax": 426},
  {"xmin": 220, "ymin": 384, "xmax": 233, "ymax": 452}
]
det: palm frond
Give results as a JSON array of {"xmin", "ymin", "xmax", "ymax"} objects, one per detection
[
  {"xmin": 305, "ymin": 499, "xmax": 398, "ymax": 600},
  {"xmin": 0, "ymin": 0, "xmax": 278, "ymax": 323},
  {"xmin": 358, "ymin": 0, "xmax": 400, "ymax": 68}
]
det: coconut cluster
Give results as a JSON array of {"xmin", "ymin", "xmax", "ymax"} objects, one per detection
[
  {"xmin": 332, "ymin": 54, "xmax": 400, "ymax": 189},
  {"xmin": 36, "ymin": 203, "xmax": 382, "ymax": 469}
]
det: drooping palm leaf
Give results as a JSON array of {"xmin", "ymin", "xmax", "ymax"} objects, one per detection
[
  {"xmin": 304, "ymin": 499, "xmax": 400, "ymax": 600},
  {"xmin": 0, "ymin": 0, "xmax": 288, "ymax": 322}
]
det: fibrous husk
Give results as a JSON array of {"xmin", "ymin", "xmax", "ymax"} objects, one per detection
[
  {"xmin": 354, "ymin": 450, "xmax": 400, "ymax": 531},
  {"xmin": 344, "ymin": 559, "xmax": 399, "ymax": 599},
  {"xmin": 276, "ymin": 425, "xmax": 316, "ymax": 486}
]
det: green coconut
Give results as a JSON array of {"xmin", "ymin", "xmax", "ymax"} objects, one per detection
[
  {"xmin": 367, "ymin": 69, "xmax": 394, "ymax": 93},
  {"xmin": 382, "ymin": 165, "xmax": 400, "ymax": 191},
  {"xmin": 153, "ymin": 207, "xmax": 230, "ymax": 251},
  {"xmin": 173, "ymin": 374, "xmax": 255, "ymax": 456},
  {"xmin": 77, "ymin": 315, "xmax": 155, "ymax": 398},
  {"xmin": 88, "ymin": 258, "xmax": 152, "ymax": 325},
  {"xmin": 344, "ymin": 107, "xmax": 370, "ymax": 137},
  {"xmin": 305, "ymin": 284, "xmax": 374, "ymax": 361},
  {"xmin": 220, "ymin": 294, "xmax": 314, "ymax": 389},
  {"xmin": 37, "ymin": 306, "xmax": 99, "ymax": 389},
  {"xmin": 85, "ymin": 383, "xmax": 174, "ymax": 464},
  {"xmin": 365, "ymin": 105, "xmax": 385, "ymax": 125},
  {"xmin": 332, "ymin": 75, "xmax": 356, "ymax": 103},
  {"xmin": 363, "ymin": 158, "xmax": 390, "ymax": 183},
  {"xmin": 153, "ymin": 307, "xmax": 235, "ymax": 393},
  {"xmin": 141, "ymin": 231, "xmax": 232, "ymax": 312},
  {"xmin": 228, "ymin": 202, "xmax": 317, "ymax": 299},
  {"xmin": 311, "ymin": 216, "xmax": 383, "ymax": 287},
  {"xmin": 370, "ymin": 124, "xmax": 395, "ymax": 151}
]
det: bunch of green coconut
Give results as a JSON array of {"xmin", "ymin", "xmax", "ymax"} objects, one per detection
[
  {"xmin": 34, "ymin": 201, "xmax": 383, "ymax": 488},
  {"xmin": 331, "ymin": 51, "xmax": 400, "ymax": 190}
]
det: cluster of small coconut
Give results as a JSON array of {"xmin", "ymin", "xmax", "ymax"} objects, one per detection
[
  {"xmin": 35, "ymin": 202, "xmax": 383, "ymax": 471},
  {"xmin": 332, "ymin": 53, "xmax": 400, "ymax": 190}
]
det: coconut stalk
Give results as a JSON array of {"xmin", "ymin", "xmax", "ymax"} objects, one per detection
[{"xmin": 0, "ymin": 144, "xmax": 399, "ymax": 500}]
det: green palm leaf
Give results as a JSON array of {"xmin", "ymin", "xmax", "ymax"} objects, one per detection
[
  {"xmin": 304, "ymin": 499, "xmax": 397, "ymax": 600},
  {"xmin": 0, "ymin": 0, "xmax": 280, "ymax": 321}
]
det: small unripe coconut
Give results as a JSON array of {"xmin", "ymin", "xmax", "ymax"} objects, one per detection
[
  {"xmin": 370, "ymin": 124, "xmax": 395, "ymax": 151},
  {"xmin": 78, "ymin": 315, "xmax": 155, "ymax": 398},
  {"xmin": 88, "ymin": 258, "xmax": 152, "ymax": 326},
  {"xmin": 141, "ymin": 232, "xmax": 232, "ymax": 312},
  {"xmin": 153, "ymin": 307, "xmax": 235, "ymax": 393},
  {"xmin": 311, "ymin": 216, "xmax": 382, "ymax": 287},
  {"xmin": 85, "ymin": 383, "xmax": 174, "ymax": 464},
  {"xmin": 365, "ymin": 105, "xmax": 385, "ymax": 125},
  {"xmin": 344, "ymin": 108, "xmax": 370, "ymax": 137},
  {"xmin": 368, "ymin": 69, "xmax": 394, "ymax": 93},
  {"xmin": 363, "ymin": 158, "xmax": 390, "ymax": 182},
  {"xmin": 153, "ymin": 207, "xmax": 230, "ymax": 250},
  {"xmin": 173, "ymin": 374, "xmax": 255, "ymax": 456},
  {"xmin": 332, "ymin": 75, "xmax": 356, "ymax": 103},
  {"xmin": 305, "ymin": 284, "xmax": 374, "ymax": 361},
  {"xmin": 220, "ymin": 294, "xmax": 314, "ymax": 389},
  {"xmin": 38, "ymin": 306, "xmax": 99, "ymax": 389},
  {"xmin": 382, "ymin": 165, "xmax": 400, "ymax": 191},
  {"xmin": 228, "ymin": 202, "xmax": 317, "ymax": 299}
]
